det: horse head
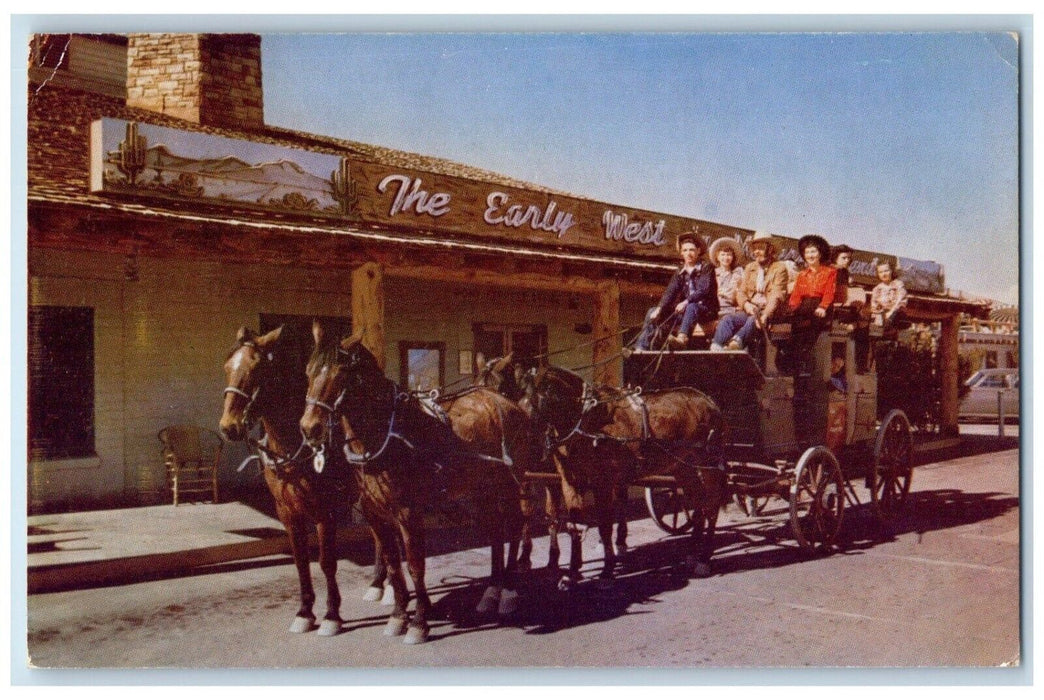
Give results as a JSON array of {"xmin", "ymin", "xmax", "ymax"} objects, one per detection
[
  {"xmin": 220, "ymin": 325, "xmax": 284, "ymax": 441},
  {"xmin": 300, "ymin": 322, "xmax": 386, "ymax": 445},
  {"xmin": 530, "ymin": 365, "xmax": 589, "ymax": 437}
]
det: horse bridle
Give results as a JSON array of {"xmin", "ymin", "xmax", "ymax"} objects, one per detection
[
  {"xmin": 223, "ymin": 341, "xmax": 262, "ymax": 429},
  {"xmin": 223, "ymin": 341, "xmax": 316, "ymax": 476},
  {"xmin": 305, "ymin": 365, "xmax": 413, "ymax": 470}
]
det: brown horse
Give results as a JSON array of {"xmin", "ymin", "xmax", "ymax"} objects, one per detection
[
  {"xmin": 299, "ymin": 324, "xmax": 531, "ymax": 645},
  {"xmin": 220, "ymin": 326, "xmax": 364, "ymax": 636},
  {"xmin": 475, "ymin": 354, "xmax": 563, "ymax": 572},
  {"xmin": 528, "ymin": 365, "xmax": 728, "ymax": 583}
]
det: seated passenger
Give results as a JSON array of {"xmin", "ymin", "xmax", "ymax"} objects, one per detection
[
  {"xmin": 830, "ymin": 353, "xmax": 847, "ymax": 394},
  {"xmin": 788, "ymin": 234, "xmax": 837, "ymax": 323},
  {"xmin": 870, "ymin": 260, "xmax": 908, "ymax": 329},
  {"xmin": 831, "ymin": 244, "xmax": 855, "ymax": 306},
  {"xmin": 710, "ymin": 231, "xmax": 789, "ymax": 351},
  {"xmin": 780, "ymin": 235, "xmax": 837, "ymax": 376},
  {"xmin": 710, "ymin": 237, "xmax": 746, "ymax": 319},
  {"xmin": 635, "ymin": 231, "xmax": 718, "ymax": 350}
]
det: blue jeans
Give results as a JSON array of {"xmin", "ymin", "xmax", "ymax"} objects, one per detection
[
  {"xmin": 713, "ymin": 311, "xmax": 758, "ymax": 347},
  {"xmin": 677, "ymin": 302, "xmax": 716, "ymax": 337}
]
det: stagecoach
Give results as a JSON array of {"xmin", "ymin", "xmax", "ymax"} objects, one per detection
[{"xmin": 624, "ymin": 318, "xmax": 913, "ymax": 552}]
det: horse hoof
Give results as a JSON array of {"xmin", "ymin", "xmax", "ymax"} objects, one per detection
[
  {"xmin": 362, "ymin": 586, "xmax": 384, "ymax": 602},
  {"xmin": 380, "ymin": 584, "xmax": 396, "ymax": 606},
  {"xmin": 317, "ymin": 619, "xmax": 342, "ymax": 637},
  {"xmin": 288, "ymin": 616, "xmax": 316, "ymax": 634},
  {"xmin": 498, "ymin": 588, "xmax": 520, "ymax": 616},
  {"xmin": 383, "ymin": 617, "xmax": 409, "ymax": 637},
  {"xmin": 403, "ymin": 626, "xmax": 429, "ymax": 645},
  {"xmin": 476, "ymin": 585, "xmax": 502, "ymax": 614},
  {"xmin": 557, "ymin": 575, "xmax": 575, "ymax": 592}
]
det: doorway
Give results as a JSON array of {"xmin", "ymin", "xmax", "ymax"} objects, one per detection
[{"xmin": 472, "ymin": 322, "xmax": 547, "ymax": 373}]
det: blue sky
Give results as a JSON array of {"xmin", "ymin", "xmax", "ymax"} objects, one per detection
[{"xmin": 260, "ymin": 31, "xmax": 1020, "ymax": 304}]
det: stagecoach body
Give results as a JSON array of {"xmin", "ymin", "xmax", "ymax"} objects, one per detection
[{"xmin": 624, "ymin": 323, "xmax": 913, "ymax": 551}]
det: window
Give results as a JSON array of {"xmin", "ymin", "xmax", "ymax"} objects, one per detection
[
  {"xmin": 399, "ymin": 342, "xmax": 445, "ymax": 392},
  {"xmin": 29, "ymin": 306, "xmax": 94, "ymax": 460},
  {"xmin": 472, "ymin": 323, "xmax": 547, "ymax": 373}
]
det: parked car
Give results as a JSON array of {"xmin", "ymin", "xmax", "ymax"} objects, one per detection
[{"xmin": 959, "ymin": 368, "xmax": 1019, "ymax": 422}]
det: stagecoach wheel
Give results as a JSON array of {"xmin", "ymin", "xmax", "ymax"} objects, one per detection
[
  {"xmin": 644, "ymin": 485, "xmax": 696, "ymax": 535},
  {"xmin": 789, "ymin": 446, "xmax": 845, "ymax": 552},
  {"xmin": 869, "ymin": 409, "xmax": 913, "ymax": 523}
]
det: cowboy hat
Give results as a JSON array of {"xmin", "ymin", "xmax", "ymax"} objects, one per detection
[
  {"xmin": 797, "ymin": 234, "xmax": 831, "ymax": 262},
  {"xmin": 675, "ymin": 229, "xmax": 705, "ymax": 253},
  {"xmin": 747, "ymin": 230, "xmax": 778, "ymax": 255},
  {"xmin": 709, "ymin": 237, "xmax": 746, "ymax": 267}
]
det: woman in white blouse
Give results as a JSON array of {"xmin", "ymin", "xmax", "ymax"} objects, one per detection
[{"xmin": 710, "ymin": 237, "xmax": 746, "ymax": 319}]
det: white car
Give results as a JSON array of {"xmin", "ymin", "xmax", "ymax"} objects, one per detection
[{"xmin": 959, "ymin": 368, "xmax": 1019, "ymax": 422}]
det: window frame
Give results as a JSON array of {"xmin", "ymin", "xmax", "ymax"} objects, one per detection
[{"xmin": 398, "ymin": 341, "xmax": 446, "ymax": 392}]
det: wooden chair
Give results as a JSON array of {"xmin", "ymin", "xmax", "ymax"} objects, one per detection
[{"xmin": 158, "ymin": 425, "xmax": 222, "ymax": 505}]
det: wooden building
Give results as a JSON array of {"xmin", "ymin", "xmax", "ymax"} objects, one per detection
[{"xmin": 26, "ymin": 33, "xmax": 990, "ymax": 512}]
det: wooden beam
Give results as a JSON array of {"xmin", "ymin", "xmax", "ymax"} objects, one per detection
[
  {"xmin": 384, "ymin": 261, "xmax": 663, "ymax": 297},
  {"xmin": 592, "ymin": 280, "xmax": 622, "ymax": 387},
  {"xmin": 938, "ymin": 314, "xmax": 960, "ymax": 436},
  {"xmin": 352, "ymin": 262, "xmax": 386, "ymax": 371}
]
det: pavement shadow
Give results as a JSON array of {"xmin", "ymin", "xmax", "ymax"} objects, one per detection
[{"xmin": 421, "ymin": 546, "xmax": 693, "ymax": 641}]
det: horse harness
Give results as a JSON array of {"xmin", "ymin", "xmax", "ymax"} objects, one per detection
[
  {"xmin": 545, "ymin": 379, "xmax": 721, "ymax": 473},
  {"xmin": 307, "ymin": 379, "xmax": 519, "ymax": 487}
]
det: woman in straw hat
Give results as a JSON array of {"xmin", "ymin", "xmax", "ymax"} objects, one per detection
[{"xmin": 710, "ymin": 236, "xmax": 746, "ymax": 319}]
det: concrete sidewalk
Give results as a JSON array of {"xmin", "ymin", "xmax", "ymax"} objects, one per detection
[{"xmin": 28, "ymin": 502, "xmax": 311, "ymax": 594}]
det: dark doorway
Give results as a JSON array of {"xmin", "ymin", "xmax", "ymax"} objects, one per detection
[{"xmin": 472, "ymin": 323, "xmax": 547, "ymax": 373}]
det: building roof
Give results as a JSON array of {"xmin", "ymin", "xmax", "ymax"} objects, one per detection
[{"xmin": 28, "ymin": 80, "xmax": 578, "ymax": 206}]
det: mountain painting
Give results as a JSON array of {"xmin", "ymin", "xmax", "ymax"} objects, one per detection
[{"xmin": 91, "ymin": 118, "xmax": 346, "ymax": 216}]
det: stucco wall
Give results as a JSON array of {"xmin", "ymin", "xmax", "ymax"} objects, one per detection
[{"xmin": 28, "ymin": 247, "xmax": 649, "ymax": 511}]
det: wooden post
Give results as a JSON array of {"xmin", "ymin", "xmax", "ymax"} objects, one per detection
[
  {"xmin": 592, "ymin": 279, "xmax": 622, "ymax": 387},
  {"xmin": 939, "ymin": 314, "xmax": 960, "ymax": 436},
  {"xmin": 352, "ymin": 262, "xmax": 386, "ymax": 371}
]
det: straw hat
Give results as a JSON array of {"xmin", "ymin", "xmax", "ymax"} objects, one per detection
[
  {"xmin": 709, "ymin": 237, "xmax": 746, "ymax": 267},
  {"xmin": 747, "ymin": 230, "xmax": 778, "ymax": 255}
]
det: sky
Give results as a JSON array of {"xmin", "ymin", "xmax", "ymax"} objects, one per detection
[{"xmin": 259, "ymin": 30, "xmax": 1021, "ymax": 304}]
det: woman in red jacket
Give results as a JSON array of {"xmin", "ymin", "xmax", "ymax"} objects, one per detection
[{"xmin": 788, "ymin": 234, "xmax": 837, "ymax": 320}]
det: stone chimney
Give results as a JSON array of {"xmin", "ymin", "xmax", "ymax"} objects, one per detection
[{"xmin": 126, "ymin": 33, "xmax": 263, "ymax": 130}]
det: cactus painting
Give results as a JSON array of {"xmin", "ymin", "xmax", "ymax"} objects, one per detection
[
  {"xmin": 115, "ymin": 122, "xmax": 147, "ymax": 185},
  {"xmin": 331, "ymin": 157, "xmax": 359, "ymax": 218}
]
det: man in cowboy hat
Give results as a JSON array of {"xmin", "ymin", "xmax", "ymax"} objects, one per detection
[
  {"xmin": 635, "ymin": 230, "xmax": 718, "ymax": 350},
  {"xmin": 710, "ymin": 231, "xmax": 789, "ymax": 351}
]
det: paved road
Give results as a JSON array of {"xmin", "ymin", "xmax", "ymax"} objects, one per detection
[{"xmin": 24, "ymin": 446, "xmax": 1021, "ymax": 675}]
